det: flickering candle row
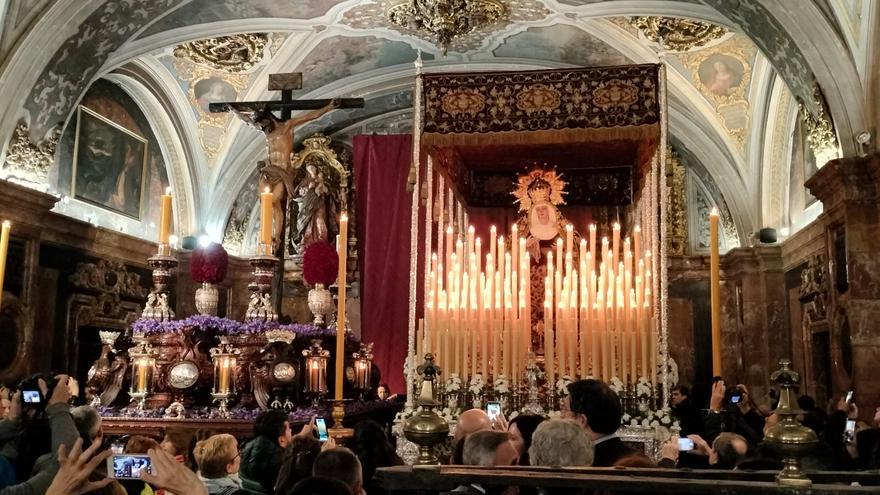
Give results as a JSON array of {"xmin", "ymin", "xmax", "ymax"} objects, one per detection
[
  {"xmin": 0, "ymin": 220, "xmax": 9, "ymax": 311},
  {"xmin": 418, "ymin": 222, "xmax": 656, "ymax": 387}
]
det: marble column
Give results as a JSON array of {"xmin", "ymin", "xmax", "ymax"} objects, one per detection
[{"xmin": 806, "ymin": 152, "xmax": 880, "ymax": 418}]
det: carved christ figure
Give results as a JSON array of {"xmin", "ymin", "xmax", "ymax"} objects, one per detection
[{"xmin": 233, "ymin": 99, "xmax": 341, "ymax": 253}]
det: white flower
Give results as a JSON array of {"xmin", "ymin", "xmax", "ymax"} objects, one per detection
[
  {"xmin": 661, "ymin": 415, "xmax": 672, "ymax": 425},
  {"xmin": 651, "ymin": 420, "xmax": 660, "ymax": 427},
  {"xmin": 555, "ymin": 376, "xmax": 573, "ymax": 396},
  {"xmin": 446, "ymin": 373, "xmax": 462, "ymax": 392},
  {"xmin": 641, "ymin": 418, "xmax": 650, "ymax": 427},
  {"xmin": 630, "ymin": 419, "xmax": 639, "ymax": 426},
  {"xmin": 509, "ymin": 411, "xmax": 520, "ymax": 420},
  {"xmin": 621, "ymin": 413, "xmax": 631, "ymax": 423},
  {"xmin": 547, "ymin": 410, "xmax": 562, "ymax": 419},
  {"xmin": 609, "ymin": 376, "xmax": 625, "ymax": 394},
  {"xmin": 494, "ymin": 375, "xmax": 510, "ymax": 394},
  {"xmin": 468, "ymin": 374, "xmax": 485, "ymax": 395}
]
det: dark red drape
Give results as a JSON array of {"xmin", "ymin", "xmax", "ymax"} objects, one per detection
[{"xmin": 354, "ymin": 135, "xmax": 412, "ymax": 395}]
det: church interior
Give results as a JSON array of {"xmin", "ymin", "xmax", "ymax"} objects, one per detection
[{"xmin": 0, "ymin": 1, "xmax": 879, "ymax": 494}]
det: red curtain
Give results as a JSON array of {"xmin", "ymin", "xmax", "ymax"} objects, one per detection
[{"xmin": 354, "ymin": 135, "xmax": 413, "ymax": 395}]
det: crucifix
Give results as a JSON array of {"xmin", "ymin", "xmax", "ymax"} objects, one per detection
[{"xmin": 210, "ymin": 73, "xmax": 364, "ymax": 255}]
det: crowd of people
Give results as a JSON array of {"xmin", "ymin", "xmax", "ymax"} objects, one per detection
[{"xmin": 0, "ymin": 374, "xmax": 877, "ymax": 495}]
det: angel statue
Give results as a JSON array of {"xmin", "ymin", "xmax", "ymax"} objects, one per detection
[
  {"xmin": 86, "ymin": 332, "xmax": 128, "ymax": 406},
  {"xmin": 232, "ymin": 99, "xmax": 341, "ymax": 254}
]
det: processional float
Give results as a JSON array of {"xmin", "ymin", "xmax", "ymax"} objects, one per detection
[{"xmin": 403, "ymin": 60, "xmax": 673, "ymax": 434}]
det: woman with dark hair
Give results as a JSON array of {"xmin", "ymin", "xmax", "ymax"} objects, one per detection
[
  {"xmin": 275, "ymin": 434, "xmax": 322, "ymax": 494},
  {"xmin": 508, "ymin": 415, "xmax": 546, "ymax": 466},
  {"xmin": 349, "ymin": 420, "xmax": 403, "ymax": 495}
]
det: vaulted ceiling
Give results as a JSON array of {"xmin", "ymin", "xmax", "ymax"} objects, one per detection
[{"xmin": 0, "ymin": 0, "xmax": 876, "ymax": 254}]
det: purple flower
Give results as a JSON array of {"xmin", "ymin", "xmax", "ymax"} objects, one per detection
[{"xmin": 131, "ymin": 319, "xmax": 186, "ymax": 335}]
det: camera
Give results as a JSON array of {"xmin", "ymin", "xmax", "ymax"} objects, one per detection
[{"xmin": 17, "ymin": 373, "xmax": 59, "ymax": 414}]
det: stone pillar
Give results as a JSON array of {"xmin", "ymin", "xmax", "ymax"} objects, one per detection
[
  {"xmin": 806, "ymin": 152, "xmax": 880, "ymax": 418},
  {"xmin": 721, "ymin": 246, "xmax": 788, "ymax": 402}
]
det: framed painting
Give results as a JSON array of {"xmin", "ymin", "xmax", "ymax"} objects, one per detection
[{"xmin": 71, "ymin": 106, "xmax": 148, "ymax": 219}]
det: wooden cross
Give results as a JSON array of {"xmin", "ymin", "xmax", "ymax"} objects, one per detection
[{"xmin": 208, "ymin": 72, "xmax": 364, "ymax": 117}]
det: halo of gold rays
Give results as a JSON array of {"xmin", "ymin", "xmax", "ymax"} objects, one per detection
[{"xmin": 512, "ymin": 167, "xmax": 567, "ymax": 212}]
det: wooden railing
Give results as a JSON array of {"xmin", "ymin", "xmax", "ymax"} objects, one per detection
[{"xmin": 377, "ymin": 465, "xmax": 879, "ymax": 494}]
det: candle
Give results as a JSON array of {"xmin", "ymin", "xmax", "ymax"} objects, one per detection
[
  {"xmin": 710, "ymin": 207, "xmax": 722, "ymax": 376},
  {"xmin": 565, "ymin": 224, "xmax": 573, "ymax": 262},
  {"xmin": 259, "ymin": 187, "xmax": 272, "ymax": 253},
  {"xmin": 309, "ymin": 359, "xmax": 324, "ymax": 392},
  {"xmin": 334, "ymin": 212, "xmax": 349, "ymax": 401},
  {"xmin": 136, "ymin": 359, "xmax": 148, "ymax": 392},
  {"xmin": 611, "ymin": 222, "xmax": 620, "ymax": 273},
  {"xmin": 0, "ymin": 221, "xmax": 9, "ymax": 311},
  {"xmin": 480, "ymin": 273, "xmax": 488, "ymax": 375},
  {"xmin": 589, "ymin": 224, "xmax": 597, "ymax": 260},
  {"xmin": 490, "ymin": 225, "xmax": 497, "ymax": 272},
  {"xmin": 218, "ymin": 356, "xmax": 231, "ymax": 394},
  {"xmin": 159, "ymin": 188, "xmax": 173, "ymax": 246},
  {"xmin": 445, "ymin": 226, "xmax": 454, "ymax": 273}
]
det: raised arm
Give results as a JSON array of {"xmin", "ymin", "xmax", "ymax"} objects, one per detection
[{"xmin": 282, "ymin": 98, "xmax": 341, "ymax": 130}]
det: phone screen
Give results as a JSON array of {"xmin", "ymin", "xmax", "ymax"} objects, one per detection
[
  {"xmin": 845, "ymin": 391, "xmax": 854, "ymax": 404},
  {"xmin": 315, "ymin": 417, "xmax": 329, "ymax": 442},
  {"xmin": 845, "ymin": 419, "xmax": 856, "ymax": 435},
  {"xmin": 108, "ymin": 455, "xmax": 152, "ymax": 479},
  {"xmin": 678, "ymin": 438, "xmax": 695, "ymax": 451},
  {"xmin": 730, "ymin": 394, "xmax": 742, "ymax": 404},
  {"xmin": 487, "ymin": 402, "xmax": 501, "ymax": 421},
  {"xmin": 22, "ymin": 390, "xmax": 41, "ymax": 404}
]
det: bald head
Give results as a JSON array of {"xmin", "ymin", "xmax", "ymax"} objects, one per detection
[{"xmin": 455, "ymin": 409, "xmax": 492, "ymax": 442}]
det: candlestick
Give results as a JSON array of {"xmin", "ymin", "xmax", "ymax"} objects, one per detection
[
  {"xmin": 335, "ymin": 212, "xmax": 349, "ymax": 401},
  {"xmin": 260, "ymin": 187, "xmax": 273, "ymax": 254},
  {"xmin": 158, "ymin": 188, "xmax": 173, "ymax": 247},
  {"xmin": 710, "ymin": 207, "xmax": 722, "ymax": 376},
  {"xmin": 0, "ymin": 221, "xmax": 9, "ymax": 311}
]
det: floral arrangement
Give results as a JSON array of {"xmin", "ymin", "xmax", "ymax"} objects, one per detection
[
  {"xmin": 493, "ymin": 375, "xmax": 510, "ymax": 395},
  {"xmin": 302, "ymin": 241, "xmax": 339, "ymax": 287},
  {"xmin": 190, "ymin": 243, "xmax": 229, "ymax": 284},
  {"xmin": 468, "ymin": 374, "xmax": 485, "ymax": 395},
  {"xmin": 555, "ymin": 375, "xmax": 574, "ymax": 396},
  {"xmin": 622, "ymin": 408, "xmax": 677, "ymax": 429},
  {"xmin": 445, "ymin": 373, "xmax": 462, "ymax": 393}
]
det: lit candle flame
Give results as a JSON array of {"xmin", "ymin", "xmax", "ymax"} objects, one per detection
[
  {"xmin": 165, "ymin": 187, "xmax": 172, "ymax": 195},
  {"xmin": 710, "ymin": 207, "xmax": 719, "ymax": 216}
]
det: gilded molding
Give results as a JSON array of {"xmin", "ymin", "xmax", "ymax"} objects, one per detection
[
  {"xmin": 631, "ymin": 16, "xmax": 727, "ymax": 52},
  {"xmin": 800, "ymin": 84, "xmax": 839, "ymax": 167},
  {"xmin": 4, "ymin": 121, "xmax": 61, "ymax": 184},
  {"xmin": 69, "ymin": 260, "xmax": 148, "ymax": 299},
  {"xmin": 173, "ymin": 34, "xmax": 268, "ymax": 73},
  {"xmin": 666, "ymin": 149, "xmax": 688, "ymax": 255}
]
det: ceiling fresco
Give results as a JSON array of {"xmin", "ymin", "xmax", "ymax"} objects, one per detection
[
  {"xmin": 138, "ymin": 0, "xmax": 347, "ymax": 39},
  {"xmin": 1, "ymin": 0, "xmax": 869, "ymax": 249},
  {"xmin": 492, "ymin": 24, "xmax": 632, "ymax": 66}
]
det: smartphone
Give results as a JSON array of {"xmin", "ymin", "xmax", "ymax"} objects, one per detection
[
  {"xmin": 108, "ymin": 454, "xmax": 152, "ymax": 480},
  {"xmin": 845, "ymin": 391, "xmax": 854, "ymax": 404},
  {"xmin": 678, "ymin": 438, "xmax": 695, "ymax": 451},
  {"xmin": 729, "ymin": 393, "xmax": 742, "ymax": 405},
  {"xmin": 21, "ymin": 389, "xmax": 41, "ymax": 404},
  {"xmin": 487, "ymin": 401, "xmax": 501, "ymax": 421},
  {"xmin": 315, "ymin": 417, "xmax": 329, "ymax": 442}
]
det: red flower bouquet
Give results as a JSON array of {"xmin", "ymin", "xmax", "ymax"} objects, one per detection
[
  {"xmin": 190, "ymin": 242, "xmax": 229, "ymax": 284},
  {"xmin": 303, "ymin": 241, "xmax": 339, "ymax": 287}
]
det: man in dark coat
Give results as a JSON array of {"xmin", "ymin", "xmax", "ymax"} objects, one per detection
[
  {"xmin": 240, "ymin": 410, "xmax": 292, "ymax": 494},
  {"xmin": 563, "ymin": 379, "xmax": 640, "ymax": 467}
]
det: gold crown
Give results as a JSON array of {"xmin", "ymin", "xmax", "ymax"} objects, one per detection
[{"xmin": 265, "ymin": 328, "xmax": 296, "ymax": 344}]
